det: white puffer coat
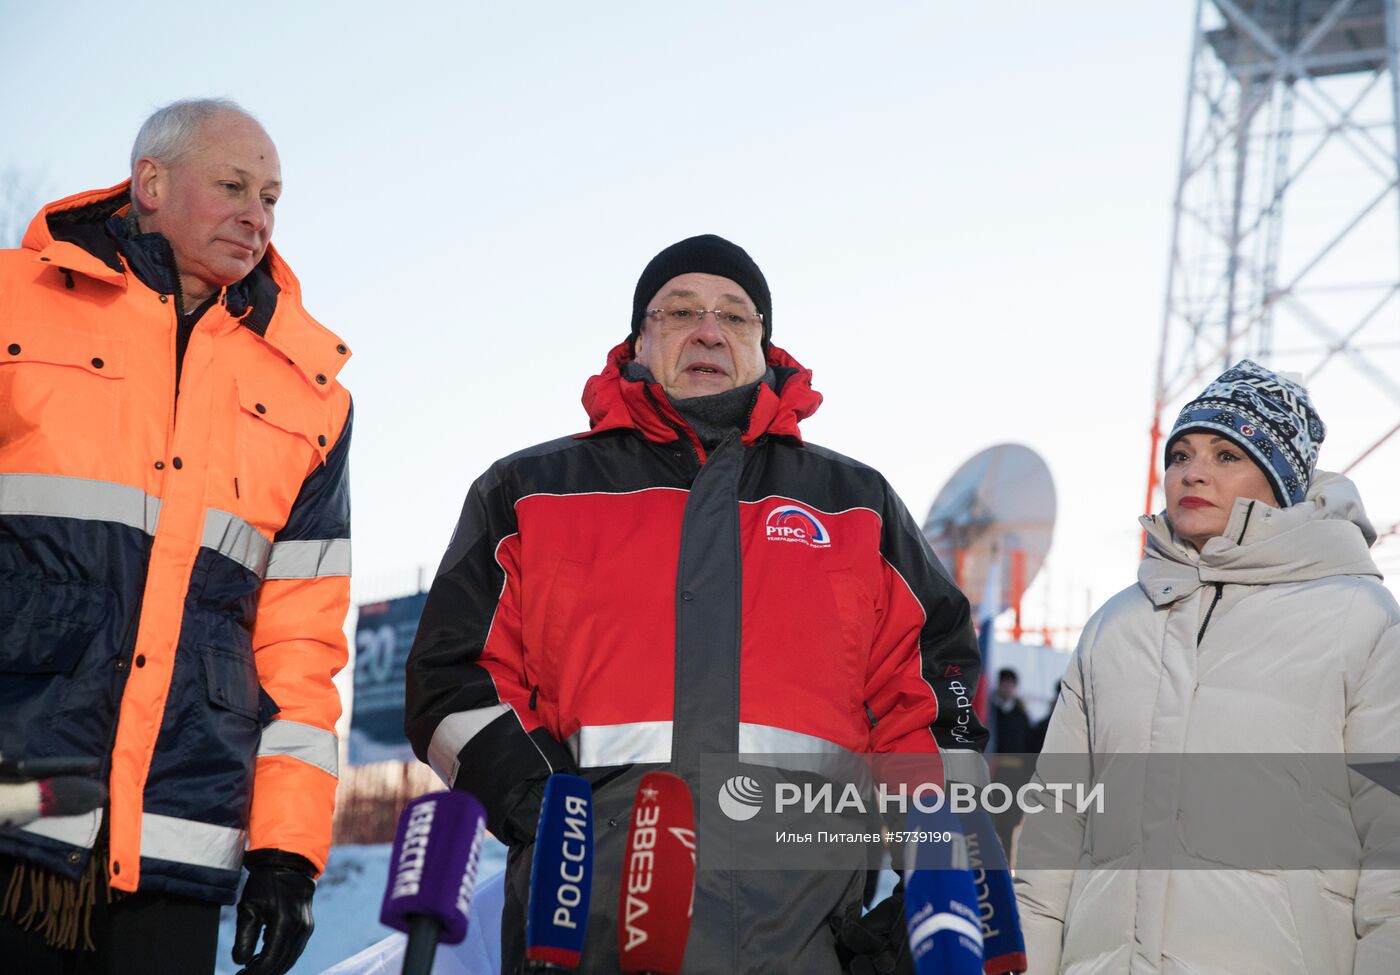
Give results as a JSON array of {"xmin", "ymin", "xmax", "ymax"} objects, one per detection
[{"xmin": 1014, "ymin": 472, "xmax": 1400, "ymax": 975}]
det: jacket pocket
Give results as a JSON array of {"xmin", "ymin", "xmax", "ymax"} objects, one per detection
[
  {"xmin": 0, "ymin": 573, "xmax": 107, "ymax": 674},
  {"xmin": 0, "ymin": 322, "xmax": 127, "ymax": 378},
  {"xmin": 0, "ymin": 323, "xmax": 126, "ymax": 453},
  {"xmin": 234, "ymin": 376, "xmax": 329, "ymax": 531},
  {"xmin": 257, "ymin": 685, "xmax": 282, "ymax": 727},
  {"xmin": 535, "ymin": 557, "xmax": 592, "ymax": 698},
  {"xmin": 826, "ymin": 568, "xmax": 877, "ymax": 710},
  {"xmin": 202, "ymin": 645, "xmax": 261, "ymax": 721}
]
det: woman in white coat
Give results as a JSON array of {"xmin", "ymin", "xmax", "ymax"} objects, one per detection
[{"xmin": 1014, "ymin": 360, "xmax": 1400, "ymax": 975}]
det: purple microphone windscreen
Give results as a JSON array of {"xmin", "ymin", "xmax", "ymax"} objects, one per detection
[
  {"xmin": 526, "ymin": 773, "xmax": 594, "ymax": 970},
  {"xmin": 379, "ymin": 790, "xmax": 487, "ymax": 945}
]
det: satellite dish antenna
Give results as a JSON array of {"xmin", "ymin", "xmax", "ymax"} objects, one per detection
[{"xmin": 923, "ymin": 444, "xmax": 1056, "ymax": 630}]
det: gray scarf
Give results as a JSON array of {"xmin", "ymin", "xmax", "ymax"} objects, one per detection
[{"xmin": 625, "ymin": 363, "xmax": 776, "ymax": 450}]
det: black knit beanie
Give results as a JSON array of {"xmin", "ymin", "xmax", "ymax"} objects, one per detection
[{"xmin": 630, "ymin": 234, "xmax": 772, "ymax": 350}]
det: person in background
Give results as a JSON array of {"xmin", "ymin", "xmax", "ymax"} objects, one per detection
[
  {"xmin": 0, "ymin": 99, "xmax": 352, "ymax": 975},
  {"xmin": 989, "ymin": 667, "xmax": 1033, "ymax": 855},
  {"xmin": 405, "ymin": 234, "xmax": 987, "ymax": 974},
  {"xmin": 1015, "ymin": 360, "xmax": 1400, "ymax": 974},
  {"xmin": 991, "ymin": 667, "xmax": 1032, "ymax": 754}
]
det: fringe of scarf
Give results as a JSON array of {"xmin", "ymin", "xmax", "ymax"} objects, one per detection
[{"xmin": 0, "ymin": 853, "xmax": 119, "ymax": 952}]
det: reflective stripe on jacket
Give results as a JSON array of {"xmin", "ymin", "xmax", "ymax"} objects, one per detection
[
  {"xmin": 405, "ymin": 340, "xmax": 986, "ymax": 973},
  {"xmin": 0, "ymin": 182, "xmax": 352, "ymax": 904}
]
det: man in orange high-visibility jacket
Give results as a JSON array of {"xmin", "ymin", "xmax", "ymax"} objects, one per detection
[{"xmin": 0, "ymin": 99, "xmax": 352, "ymax": 975}]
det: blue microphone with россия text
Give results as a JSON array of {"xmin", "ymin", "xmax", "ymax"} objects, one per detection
[
  {"xmin": 525, "ymin": 773, "xmax": 594, "ymax": 970},
  {"xmin": 378, "ymin": 790, "xmax": 488, "ymax": 975}
]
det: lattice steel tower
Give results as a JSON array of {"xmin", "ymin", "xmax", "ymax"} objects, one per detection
[{"xmin": 1148, "ymin": 0, "xmax": 1400, "ymax": 549}]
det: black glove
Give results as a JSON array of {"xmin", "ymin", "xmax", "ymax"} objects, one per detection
[
  {"xmin": 831, "ymin": 886, "xmax": 914, "ymax": 975},
  {"xmin": 233, "ymin": 848, "xmax": 318, "ymax": 975}
]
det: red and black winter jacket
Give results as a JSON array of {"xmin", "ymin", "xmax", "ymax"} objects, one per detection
[{"xmin": 405, "ymin": 340, "xmax": 986, "ymax": 971}]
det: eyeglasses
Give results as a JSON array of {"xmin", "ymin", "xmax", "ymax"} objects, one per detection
[{"xmin": 645, "ymin": 303, "xmax": 763, "ymax": 334}]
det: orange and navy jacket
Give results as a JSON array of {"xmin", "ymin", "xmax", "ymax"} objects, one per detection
[
  {"xmin": 0, "ymin": 183, "xmax": 351, "ymax": 904},
  {"xmin": 406, "ymin": 339, "xmax": 986, "ymax": 833}
]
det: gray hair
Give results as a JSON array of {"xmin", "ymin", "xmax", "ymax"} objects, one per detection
[{"xmin": 129, "ymin": 97, "xmax": 257, "ymax": 177}]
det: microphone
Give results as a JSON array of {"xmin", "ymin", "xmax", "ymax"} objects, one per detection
[
  {"xmin": 958, "ymin": 808, "xmax": 1027, "ymax": 974},
  {"xmin": 525, "ymin": 773, "xmax": 594, "ymax": 970},
  {"xmin": 0, "ymin": 779, "xmax": 108, "ymax": 829},
  {"xmin": 379, "ymin": 790, "xmax": 488, "ymax": 975},
  {"xmin": 902, "ymin": 801, "xmax": 983, "ymax": 975},
  {"xmin": 0, "ymin": 756, "xmax": 106, "ymax": 830},
  {"xmin": 617, "ymin": 772, "xmax": 696, "ymax": 975}
]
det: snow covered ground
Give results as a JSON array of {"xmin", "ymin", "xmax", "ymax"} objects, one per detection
[{"xmin": 214, "ymin": 839, "xmax": 509, "ymax": 975}]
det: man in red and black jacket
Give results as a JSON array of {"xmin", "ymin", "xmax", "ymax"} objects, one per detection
[{"xmin": 405, "ymin": 235, "xmax": 986, "ymax": 974}]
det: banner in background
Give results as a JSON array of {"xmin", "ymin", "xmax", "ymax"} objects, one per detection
[{"xmin": 349, "ymin": 592, "xmax": 428, "ymax": 765}]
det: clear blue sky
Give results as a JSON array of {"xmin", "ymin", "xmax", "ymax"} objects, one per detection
[{"xmin": 4, "ymin": 1, "xmax": 1395, "ymax": 640}]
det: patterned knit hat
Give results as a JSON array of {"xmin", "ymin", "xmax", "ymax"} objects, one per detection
[
  {"xmin": 630, "ymin": 234, "xmax": 772, "ymax": 350},
  {"xmin": 1166, "ymin": 359, "xmax": 1326, "ymax": 506}
]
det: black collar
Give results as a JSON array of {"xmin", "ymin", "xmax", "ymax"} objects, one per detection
[
  {"xmin": 41, "ymin": 189, "xmax": 279, "ymax": 337},
  {"xmin": 103, "ymin": 212, "xmax": 279, "ymax": 336}
]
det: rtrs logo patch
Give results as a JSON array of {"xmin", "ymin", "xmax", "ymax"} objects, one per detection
[{"xmin": 765, "ymin": 504, "xmax": 831, "ymax": 548}]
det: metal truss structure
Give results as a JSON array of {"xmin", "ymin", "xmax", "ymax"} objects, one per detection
[{"xmin": 1148, "ymin": 0, "xmax": 1400, "ymax": 552}]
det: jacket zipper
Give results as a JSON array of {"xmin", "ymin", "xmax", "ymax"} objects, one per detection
[
  {"xmin": 643, "ymin": 385, "xmax": 704, "ymax": 467},
  {"xmin": 166, "ymin": 239, "xmax": 187, "ymax": 416},
  {"xmin": 742, "ymin": 383, "xmax": 761, "ymax": 439},
  {"xmin": 1196, "ymin": 583, "xmax": 1223, "ymax": 645},
  {"xmin": 1235, "ymin": 500, "xmax": 1257, "ymax": 543},
  {"xmin": 1196, "ymin": 501, "xmax": 1255, "ymax": 645}
]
